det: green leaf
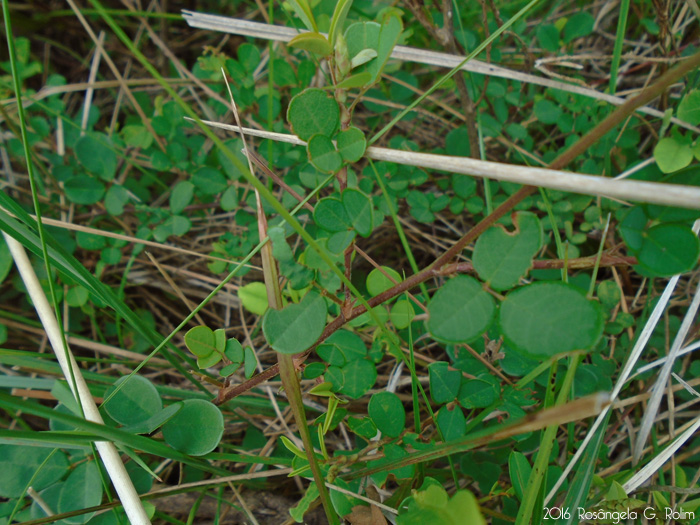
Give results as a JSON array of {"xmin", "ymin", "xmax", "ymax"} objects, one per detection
[
  {"xmin": 0, "ymin": 445, "xmax": 69, "ymax": 497},
  {"xmin": 224, "ymin": 337, "xmax": 244, "ymax": 364},
  {"xmin": 120, "ymin": 403, "xmax": 183, "ymax": 434},
  {"xmin": 436, "ymin": 405, "xmax": 466, "ymax": 441},
  {"xmin": 635, "ymin": 223, "xmax": 700, "ymax": 277},
  {"xmin": 104, "ymin": 184, "xmax": 129, "ymax": 215},
  {"xmin": 678, "ymin": 89, "xmax": 700, "ymax": 125},
  {"xmin": 263, "ymin": 291, "xmax": 327, "ymax": 354},
  {"xmin": 427, "ymin": 276, "xmax": 496, "ymax": 343},
  {"xmin": 193, "ymin": 167, "xmax": 227, "ymax": 195},
  {"xmin": 509, "ymin": 451, "xmax": 532, "ymax": 501},
  {"xmin": 537, "ymin": 25, "xmax": 560, "ymax": 51},
  {"xmin": 184, "ymin": 325, "xmax": 217, "ymax": 357},
  {"xmin": 390, "ymin": 299, "xmax": 415, "ymax": 329},
  {"xmin": 288, "ymin": 32, "xmax": 331, "ymax": 56},
  {"xmin": 335, "ymin": 72, "xmax": 372, "ymax": 89},
  {"xmin": 286, "ymin": 0, "xmax": 317, "ymax": 32},
  {"xmin": 317, "ymin": 329, "xmax": 367, "ymax": 366},
  {"xmin": 307, "ymin": 134, "xmax": 342, "ymax": 173},
  {"xmin": 75, "ymin": 132, "xmax": 117, "ymax": 181},
  {"xmin": 57, "ymin": 461, "xmax": 102, "ymax": 524},
  {"xmin": 103, "ymin": 375, "xmax": 162, "ymax": 426},
  {"xmin": 343, "ymin": 188, "xmax": 373, "ymax": 237},
  {"xmin": 370, "ymin": 15, "xmax": 402, "ymax": 82},
  {"xmin": 197, "ymin": 350, "xmax": 222, "ymax": 369},
  {"xmin": 64, "ymin": 176, "xmax": 105, "ymax": 205},
  {"xmin": 170, "ymin": 181, "xmax": 194, "ymax": 215},
  {"xmin": 499, "ymin": 282, "xmax": 604, "ymax": 358},
  {"xmin": 368, "ymin": 391, "xmax": 405, "ymax": 438},
  {"xmin": 534, "ymin": 99, "xmax": 562, "ymax": 125},
  {"xmin": 289, "ymin": 482, "xmax": 319, "ymax": 523},
  {"xmin": 161, "ymin": 399, "xmax": 224, "ymax": 456},
  {"xmin": 654, "ymin": 137, "xmax": 693, "ymax": 173},
  {"xmin": 220, "ymin": 185, "xmax": 238, "ymax": 211},
  {"xmin": 121, "ymin": 124, "xmax": 153, "ymax": 149},
  {"xmin": 287, "ymin": 88, "xmax": 340, "ymax": 141},
  {"xmin": 563, "ymin": 12, "xmax": 594, "ymax": 43},
  {"xmin": 429, "ymin": 362, "xmax": 461, "ymax": 404},
  {"xmin": 458, "ymin": 377, "xmax": 499, "ymax": 408},
  {"xmin": 315, "ymin": 196, "xmax": 351, "ymax": 232},
  {"xmin": 244, "ymin": 346, "xmax": 257, "ymax": 378},
  {"xmin": 366, "ymin": 266, "xmax": 401, "ymax": 297},
  {"xmin": 336, "ymin": 126, "xmax": 366, "ymax": 162},
  {"xmin": 350, "ymin": 48, "xmax": 378, "ymax": 68},
  {"xmin": 239, "ymin": 282, "xmax": 269, "ymax": 315},
  {"xmin": 0, "ymin": 236, "xmax": 12, "ymax": 285},
  {"xmin": 328, "ymin": 0, "xmax": 353, "ymax": 47},
  {"xmin": 472, "ymin": 212, "xmax": 543, "ymax": 291},
  {"xmin": 340, "ymin": 358, "xmax": 377, "ymax": 398}
]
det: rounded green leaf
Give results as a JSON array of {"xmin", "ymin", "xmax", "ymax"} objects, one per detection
[
  {"xmin": 458, "ymin": 377, "xmax": 499, "ymax": 408},
  {"xmin": 239, "ymin": 282, "xmax": 269, "ymax": 315},
  {"xmin": 315, "ymin": 196, "xmax": 351, "ymax": 232},
  {"xmin": 224, "ymin": 337, "xmax": 244, "ymax": 363},
  {"xmin": 534, "ymin": 99, "xmax": 561, "ymax": 125},
  {"xmin": 340, "ymin": 358, "xmax": 377, "ymax": 399},
  {"xmin": 654, "ymin": 137, "xmax": 693, "ymax": 173},
  {"xmin": 288, "ymin": 32, "xmax": 332, "ymax": 56},
  {"xmin": 197, "ymin": 351, "xmax": 222, "ymax": 369},
  {"xmin": 436, "ymin": 405, "xmax": 466, "ymax": 441},
  {"xmin": 0, "ymin": 446, "xmax": 69, "ymax": 497},
  {"xmin": 635, "ymin": 223, "xmax": 700, "ymax": 277},
  {"xmin": 64, "ymin": 176, "xmax": 105, "ymax": 205},
  {"xmin": 499, "ymin": 282, "xmax": 604, "ymax": 357},
  {"xmin": 244, "ymin": 346, "xmax": 257, "ymax": 378},
  {"xmin": 308, "ymin": 134, "xmax": 342, "ymax": 173},
  {"xmin": 429, "ymin": 362, "xmax": 461, "ymax": 404},
  {"xmin": 342, "ymin": 188, "xmax": 373, "ymax": 237},
  {"xmin": 317, "ymin": 329, "xmax": 367, "ymax": 366},
  {"xmin": 427, "ymin": 276, "xmax": 496, "ymax": 343},
  {"xmin": 75, "ymin": 132, "xmax": 116, "ymax": 181},
  {"xmin": 105, "ymin": 184, "xmax": 129, "ymax": 215},
  {"xmin": 120, "ymin": 403, "xmax": 183, "ymax": 435},
  {"xmin": 337, "ymin": 126, "xmax": 366, "ymax": 162},
  {"xmin": 472, "ymin": 212, "xmax": 543, "ymax": 291},
  {"xmin": 678, "ymin": 89, "xmax": 700, "ymax": 125},
  {"xmin": 121, "ymin": 124, "xmax": 153, "ymax": 149},
  {"xmin": 57, "ymin": 461, "xmax": 102, "ymax": 524},
  {"xmin": 390, "ymin": 299, "xmax": 415, "ymax": 329},
  {"xmin": 366, "ymin": 266, "xmax": 401, "ymax": 297},
  {"xmin": 162, "ymin": 399, "xmax": 224, "ymax": 455},
  {"xmin": 368, "ymin": 391, "xmax": 405, "ymax": 438},
  {"xmin": 287, "ymin": 88, "xmax": 339, "ymax": 140},
  {"xmin": 184, "ymin": 325, "xmax": 217, "ymax": 357},
  {"xmin": 562, "ymin": 11, "xmax": 594, "ymax": 43},
  {"xmin": 170, "ymin": 181, "xmax": 194, "ymax": 215},
  {"xmin": 104, "ymin": 375, "xmax": 162, "ymax": 426},
  {"xmin": 263, "ymin": 291, "xmax": 327, "ymax": 354},
  {"xmin": 192, "ymin": 167, "xmax": 227, "ymax": 195}
]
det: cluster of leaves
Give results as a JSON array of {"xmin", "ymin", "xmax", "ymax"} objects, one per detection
[{"xmin": 2, "ymin": 0, "xmax": 700, "ymax": 523}]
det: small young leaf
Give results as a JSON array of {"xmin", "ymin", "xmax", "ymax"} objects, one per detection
[
  {"xmin": 427, "ymin": 276, "xmax": 495, "ymax": 343},
  {"xmin": 239, "ymin": 282, "xmax": 269, "ymax": 315},
  {"xmin": 170, "ymin": 181, "xmax": 194, "ymax": 215},
  {"xmin": 184, "ymin": 325, "xmax": 217, "ymax": 357},
  {"xmin": 161, "ymin": 399, "xmax": 224, "ymax": 456},
  {"xmin": 286, "ymin": 0, "xmax": 317, "ymax": 32},
  {"xmin": 350, "ymin": 48, "xmax": 378, "ymax": 69},
  {"xmin": 287, "ymin": 88, "xmax": 340, "ymax": 140},
  {"xmin": 121, "ymin": 124, "xmax": 153, "ymax": 149},
  {"xmin": 368, "ymin": 391, "xmax": 405, "ymax": 438},
  {"xmin": 562, "ymin": 11, "xmax": 594, "ymax": 43},
  {"xmin": 337, "ymin": 126, "xmax": 366, "ymax": 162},
  {"xmin": 366, "ymin": 266, "xmax": 401, "ymax": 297},
  {"xmin": 654, "ymin": 137, "xmax": 693, "ymax": 173},
  {"xmin": 197, "ymin": 351, "xmax": 222, "ymax": 369},
  {"xmin": 499, "ymin": 282, "xmax": 604, "ymax": 357},
  {"xmin": 244, "ymin": 346, "xmax": 257, "ymax": 378},
  {"xmin": 335, "ymin": 72, "xmax": 372, "ymax": 89},
  {"xmin": 436, "ymin": 405, "xmax": 466, "ymax": 441},
  {"xmin": 105, "ymin": 184, "xmax": 129, "ymax": 215},
  {"xmin": 328, "ymin": 0, "xmax": 353, "ymax": 47},
  {"xmin": 225, "ymin": 338, "xmax": 244, "ymax": 363},
  {"xmin": 390, "ymin": 299, "xmax": 415, "ymax": 329},
  {"xmin": 263, "ymin": 291, "xmax": 327, "ymax": 354},
  {"xmin": 308, "ymin": 134, "xmax": 342, "ymax": 173},
  {"xmin": 288, "ymin": 32, "xmax": 332, "ymax": 56}
]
